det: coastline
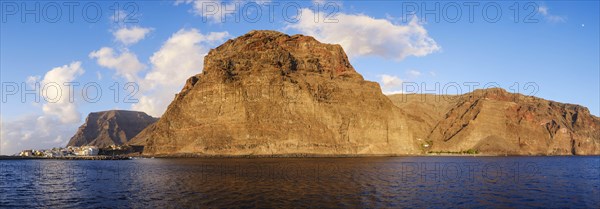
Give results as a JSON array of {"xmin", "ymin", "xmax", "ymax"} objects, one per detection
[
  {"xmin": 0, "ymin": 156, "xmax": 131, "ymax": 160},
  {"xmin": 135, "ymin": 153, "xmax": 599, "ymax": 159},
  {"xmin": 2, "ymin": 153, "xmax": 597, "ymax": 160}
]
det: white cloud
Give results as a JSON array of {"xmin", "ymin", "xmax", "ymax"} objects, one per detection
[
  {"xmin": 380, "ymin": 74, "xmax": 403, "ymax": 89},
  {"xmin": 287, "ymin": 9, "xmax": 440, "ymax": 60},
  {"xmin": 538, "ymin": 6, "xmax": 566, "ymax": 23},
  {"xmin": 382, "ymin": 90, "xmax": 404, "ymax": 95},
  {"xmin": 89, "ymin": 47, "xmax": 146, "ymax": 82},
  {"xmin": 2, "ymin": 62, "xmax": 84, "ymax": 155},
  {"xmin": 407, "ymin": 69, "xmax": 421, "ymax": 77},
  {"xmin": 110, "ymin": 10, "xmax": 127, "ymax": 23},
  {"xmin": 113, "ymin": 26, "xmax": 153, "ymax": 45},
  {"xmin": 145, "ymin": 29, "xmax": 229, "ymax": 87},
  {"xmin": 26, "ymin": 75, "xmax": 40, "ymax": 89},
  {"xmin": 538, "ymin": 6, "xmax": 548, "ymax": 15},
  {"xmin": 144, "ymin": 28, "xmax": 229, "ymax": 89},
  {"xmin": 26, "ymin": 75, "xmax": 40, "ymax": 84},
  {"xmin": 131, "ymin": 28, "xmax": 230, "ymax": 117},
  {"xmin": 96, "ymin": 71, "xmax": 103, "ymax": 80},
  {"xmin": 379, "ymin": 74, "xmax": 405, "ymax": 95},
  {"xmin": 40, "ymin": 62, "xmax": 85, "ymax": 124},
  {"xmin": 89, "ymin": 28, "xmax": 229, "ymax": 117},
  {"xmin": 1, "ymin": 115, "xmax": 78, "ymax": 155},
  {"xmin": 132, "ymin": 92, "xmax": 174, "ymax": 118}
]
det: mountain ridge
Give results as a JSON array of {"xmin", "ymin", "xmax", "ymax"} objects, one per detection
[
  {"xmin": 119, "ymin": 30, "xmax": 600, "ymax": 156},
  {"xmin": 67, "ymin": 110, "xmax": 158, "ymax": 147},
  {"xmin": 388, "ymin": 88, "xmax": 600, "ymax": 155},
  {"xmin": 130, "ymin": 30, "xmax": 423, "ymax": 155}
]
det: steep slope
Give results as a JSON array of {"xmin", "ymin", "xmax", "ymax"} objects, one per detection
[
  {"xmin": 390, "ymin": 88, "xmax": 600, "ymax": 155},
  {"xmin": 387, "ymin": 94, "xmax": 459, "ymax": 141},
  {"xmin": 67, "ymin": 110, "xmax": 158, "ymax": 147},
  {"xmin": 131, "ymin": 30, "xmax": 422, "ymax": 156}
]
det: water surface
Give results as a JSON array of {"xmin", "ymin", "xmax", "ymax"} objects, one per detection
[{"xmin": 1, "ymin": 156, "xmax": 598, "ymax": 208}]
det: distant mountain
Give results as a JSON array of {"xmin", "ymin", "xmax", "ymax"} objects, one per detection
[
  {"xmin": 388, "ymin": 88, "xmax": 600, "ymax": 155},
  {"xmin": 67, "ymin": 110, "xmax": 158, "ymax": 147}
]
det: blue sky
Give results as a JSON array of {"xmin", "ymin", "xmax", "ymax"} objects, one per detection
[{"xmin": 1, "ymin": 0, "xmax": 598, "ymax": 154}]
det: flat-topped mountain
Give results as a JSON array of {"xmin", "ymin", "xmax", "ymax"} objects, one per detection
[
  {"xmin": 67, "ymin": 110, "xmax": 158, "ymax": 147},
  {"xmin": 130, "ymin": 30, "xmax": 422, "ymax": 156},
  {"xmin": 127, "ymin": 30, "xmax": 598, "ymax": 156},
  {"xmin": 388, "ymin": 88, "xmax": 600, "ymax": 155}
]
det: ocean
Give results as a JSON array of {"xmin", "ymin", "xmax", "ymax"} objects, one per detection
[{"xmin": 1, "ymin": 156, "xmax": 599, "ymax": 208}]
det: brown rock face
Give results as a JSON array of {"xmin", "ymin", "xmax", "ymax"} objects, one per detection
[
  {"xmin": 130, "ymin": 30, "xmax": 598, "ymax": 156},
  {"xmin": 67, "ymin": 110, "xmax": 158, "ymax": 147},
  {"xmin": 389, "ymin": 88, "xmax": 600, "ymax": 155},
  {"xmin": 132, "ymin": 30, "xmax": 421, "ymax": 156}
]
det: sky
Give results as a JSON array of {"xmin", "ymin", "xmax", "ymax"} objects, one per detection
[{"xmin": 0, "ymin": 0, "xmax": 598, "ymax": 155}]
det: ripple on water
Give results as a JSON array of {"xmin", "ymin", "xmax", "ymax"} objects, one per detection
[{"xmin": 0, "ymin": 157, "xmax": 599, "ymax": 208}]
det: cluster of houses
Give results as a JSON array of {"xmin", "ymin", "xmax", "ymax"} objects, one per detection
[{"xmin": 19, "ymin": 146, "xmax": 99, "ymax": 157}]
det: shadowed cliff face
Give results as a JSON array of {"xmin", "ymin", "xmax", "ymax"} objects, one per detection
[
  {"xmin": 131, "ymin": 30, "xmax": 422, "ymax": 155},
  {"xmin": 67, "ymin": 110, "xmax": 158, "ymax": 147},
  {"xmin": 388, "ymin": 88, "xmax": 600, "ymax": 155}
]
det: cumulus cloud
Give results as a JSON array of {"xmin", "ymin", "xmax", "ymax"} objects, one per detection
[
  {"xmin": 1, "ymin": 62, "xmax": 85, "ymax": 155},
  {"xmin": 380, "ymin": 74, "xmax": 403, "ymax": 89},
  {"xmin": 26, "ymin": 75, "xmax": 40, "ymax": 87},
  {"xmin": 1, "ymin": 115, "xmax": 77, "ymax": 155},
  {"xmin": 379, "ymin": 74, "xmax": 404, "ymax": 95},
  {"xmin": 287, "ymin": 9, "xmax": 440, "ymax": 60},
  {"xmin": 96, "ymin": 71, "xmax": 103, "ymax": 80},
  {"xmin": 407, "ymin": 69, "xmax": 421, "ymax": 77},
  {"xmin": 89, "ymin": 27, "xmax": 229, "ymax": 117},
  {"xmin": 89, "ymin": 47, "xmax": 146, "ymax": 82},
  {"xmin": 144, "ymin": 28, "xmax": 229, "ymax": 89},
  {"xmin": 131, "ymin": 28, "xmax": 230, "ymax": 116},
  {"xmin": 538, "ymin": 6, "xmax": 566, "ymax": 23},
  {"xmin": 113, "ymin": 26, "xmax": 153, "ymax": 45},
  {"xmin": 24, "ymin": 62, "xmax": 84, "ymax": 124},
  {"xmin": 40, "ymin": 62, "xmax": 85, "ymax": 124}
]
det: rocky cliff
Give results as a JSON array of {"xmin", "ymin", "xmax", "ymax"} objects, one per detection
[
  {"xmin": 388, "ymin": 88, "xmax": 600, "ymax": 155},
  {"xmin": 67, "ymin": 110, "xmax": 158, "ymax": 147},
  {"xmin": 130, "ymin": 30, "xmax": 599, "ymax": 156},
  {"xmin": 130, "ymin": 30, "xmax": 422, "ymax": 156}
]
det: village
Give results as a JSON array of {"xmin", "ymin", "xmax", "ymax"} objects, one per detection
[
  {"xmin": 19, "ymin": 146, "xmax": 99, "ymax": 157},
  {"xmin": 16, "ymin": 145, "xmax": 139, "ymax": 160}
]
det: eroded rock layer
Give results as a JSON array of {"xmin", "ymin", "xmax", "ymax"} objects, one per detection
[
  {"xmin": 132, "ymin": 30, "xmax": 421, "ymax": 156},
  {"xmin": 389, "ymin": 88, "xmax": 600, "ymax": 155},
  {"xmin": 131, "ymin": 30, "xmax": 599, "ymax": 156}
]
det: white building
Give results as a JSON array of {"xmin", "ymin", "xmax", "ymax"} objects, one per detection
[
  {"xmin": 77, "ymin": 146, "xmax": 99, "ymax": 156},
  {"xmin": 43, "ymin": 151, "xmax": 57, "ymax": 158}
]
